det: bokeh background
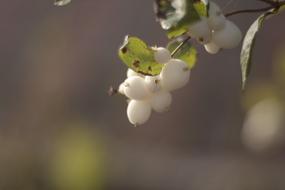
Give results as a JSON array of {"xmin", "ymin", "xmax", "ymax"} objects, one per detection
[{"xmin": 1, "ymin": 0, "xmax": 285, "ymax": 189}]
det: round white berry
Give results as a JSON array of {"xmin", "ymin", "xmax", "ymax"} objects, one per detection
[
  {"xmin": 204, "ymin": 41, "xmax": 220, "ymax": 54},
  {"xmin": 127, "ymin": 100, "xmax": 152, "ymax": 126},
  {"xmin": 145, "ymin": 76, "xmax": 161, "ymax": 93},
  {"xmin": 150, "ymin": 90, "xmax": 172, "ymax": 113},
  {"xmin": 118, "ymin": 82, "xmax": 126, "ymax": 95},
  {"xmin": 207, "ymin": 2, "xmax": 226, "ymax": 30},
  {"xmin": 160, "ymin": 59, "xmax": 190, "ymax": 91},
  {"xmin": 127, "ymin": 68, "xmax": 143, "ymax": 78},
  {"xmin": 124, "ymin": 76, "xmax": 150, "ymax": 100},
  {"xmin": 200, "ymin": 0, "xmax": 208, "ymax": 5},
  {"xmin": 188, "ymin": 17, "xmax": 212, "ymax": 44},
  {"xmin": 212, "ymin": 20, "xmax": 242, "ymax": 49},
  {"xmin": 154, "ymin": 47, "xmax": 171, "ymax": 64}
]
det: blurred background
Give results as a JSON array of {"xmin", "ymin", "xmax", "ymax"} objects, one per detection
[{"xmin": 0, "ymin": 0, "xmax": 285, "ymax": 189}]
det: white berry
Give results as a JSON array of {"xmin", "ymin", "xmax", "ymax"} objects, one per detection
[
  {"xmin": 212, "ymin": 20, "xmax": 242, "ymax": 49},
  {"xmin": 118, "ymin": 82, "xmax": 126, "ymax": 95},
  {"xmin": 150, "ymin": 91, "xmax": 172, "ymax": 113},
  {"xmin": 154, "ymin": 47, "xmax": 171, "ymax": 64},
  {"xmin": 204, "ymin": 41, "xmax": 220, "ymax": 54},
  {"xmin": 188, "ymin": 17, "xmax": 212, "ymax": 44},
  {"xmin": 207, "ymin": 2, "xmax": 226, "ymax": 30},
  {"xmin": 145, "ymin": 76, "xmax": 161, "ymax": 93},
  {"xmin": 124, "ymin": 76, "xmax": 150, "ymax": 100},
  {"xmin": 200, "ymin": 0, "xmax": 208, "ymax": 5},
  {"xmin": 127, "ymin": 68, "xmax": 143, "ymax": 78},
  {"xmin": 127, "ymin": 100, "xmax": 152, "ymax": 126},
  {"xmin": 160, "ymin": 59, "xmax": 190, "ymax": 91}
]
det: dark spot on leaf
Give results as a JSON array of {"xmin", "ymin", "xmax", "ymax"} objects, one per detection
[
  {"xmin": 137, "ymin": 70, "xmax": 152, "ymax": 76},
  {"xmin": 148, "ymin": 66, "xmax": 152, "ymax": 71},
  {"xmin": 133, "ymin": 60, "xmax": 140, "ymax": 67},
  {"xmin": 121, "ymin": 47, "xmax": 128, "ymax": 54}
]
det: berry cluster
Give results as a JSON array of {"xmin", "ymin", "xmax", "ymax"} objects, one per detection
[
  {"xmin": 118, "ymin": 48, "xmax": 190, "ymax": 126},
  {"xmin": 189, "ymin": 1, "xmax": 242, "ymax": 54},
  {"xmin": 116, "ymin": 1, "xmax": 243, "ymax": 126}
]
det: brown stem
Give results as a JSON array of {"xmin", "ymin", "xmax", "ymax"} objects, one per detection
[
  {"xmin": 225, "ymin": 6, "xmax": 273, "ymax": 17},
  {"xmin": 225, "ymin": 1, "xmax": 285, "ymax": 17}
]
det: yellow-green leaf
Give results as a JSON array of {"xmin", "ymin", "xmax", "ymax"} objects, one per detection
[
  {"xmin": 241, "ymin": 11, "xmax": 276, "ymax": 90},
  {"xmin": 118, "ymin": 36, "xmax": 163, "ymax": 76},
  {"xmin": 154, "ymin": 0, "xmax": 209, "ymax": 39}
]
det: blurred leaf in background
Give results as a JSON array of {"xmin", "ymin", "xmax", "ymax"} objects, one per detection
[
  {"xmin": 242, "ymin": 46, "xmax": 285, "ymax": 153},
  {"xmin": 273, "ymin": 47, "xmax": 285, "ymax": 90},
  {"xmin": 50, "ymin": 123, "xmax": 106, "ymax": 190},
  {"xmin": 242, "ymin": 82, "xmax": 278, "ymax": 110},
  {"xmin": 242, "ymin": 98, "xmax": 285, "ymax": 152}
]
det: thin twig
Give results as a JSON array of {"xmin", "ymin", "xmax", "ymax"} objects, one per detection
[
  {"xmin": 225, "ymin": 6, "xmax": 273, "ymax": 17},
  {"xmin": 171, "ymin": 36, "xmax": 191, "ymax": 57},
  {"xmin": 225, "ymin": 0, "xmax": 285, "ymax": 17}
]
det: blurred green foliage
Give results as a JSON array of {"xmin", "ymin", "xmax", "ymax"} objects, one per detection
[
  {"xmin": 50, "ymin": 125, "xmax": 106, "ymax": 190},
  {"xmin": 243, "ymin": 46, "xmax": 285, "ymax": 110}
]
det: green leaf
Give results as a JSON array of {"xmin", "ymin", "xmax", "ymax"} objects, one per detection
[
  {"xmin": 240, "ymin": 11, "xmax": 275, "ymax": 90},
  {"xmin": 278, "ymin": 4, "xmax": 285, "ymax": 13},
  {"xmin": 154, "ymin": 0, "xmax": 208, "ymax": 39},
  {"xmin": 193, "ymin": 1, "xmax": 208, "ymax": 17},
  {"xmin": 51, "ymin": 126, "xmax": 105, "ymax": 190},
  {"xmin": 118, "ymin": 36, "xmax": 163, "ymax": 76},
  {"xmin": 54, "ymin": 0, "xmax": 71, "ymax": 6},
  {"xmin": 167, "ymin": 38, "xmax": 197, "ymax": 69}
]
